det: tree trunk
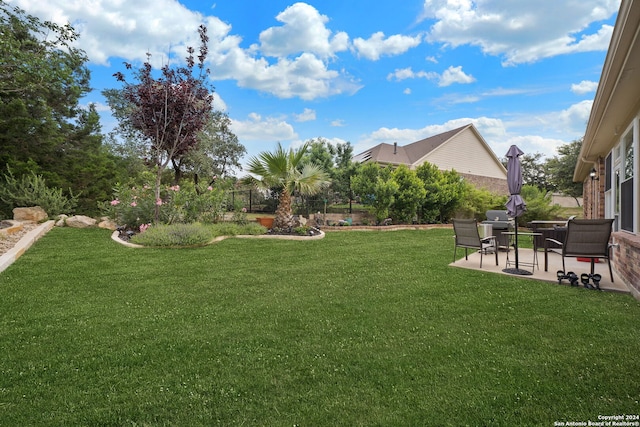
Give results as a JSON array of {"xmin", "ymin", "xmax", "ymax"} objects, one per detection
[
  {"xmin": 154, "ymin": 170, "xmax": 162, "ymax": 223},
  {"xmin": 274, "ymin": 188, "xmax": 293, "ymax": 229},
  {"xmin": 171, "ymin": 158, "xmax": 183, "ymax": 184}
]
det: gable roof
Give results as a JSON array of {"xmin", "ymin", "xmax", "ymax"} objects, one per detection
[
  {"xmin": 404, "ymin": 126, "xmax": 467, "ymax": 164},
  {"xmin": 353, "ymin": 123, "xmax": 506, "ymax": 176},
  {"xmin": 353, "ymin": 124, "xmax": 469, "ymax": 165}
]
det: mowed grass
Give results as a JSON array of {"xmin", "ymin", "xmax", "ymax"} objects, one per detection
[{"xmin": 1, "ymin": 227, "xmax": 639, "ymax": 426}]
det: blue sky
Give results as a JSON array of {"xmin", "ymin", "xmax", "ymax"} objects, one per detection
[{"xmin": 10, "ymin": 0, "xmax": 620, "ymax": 173}]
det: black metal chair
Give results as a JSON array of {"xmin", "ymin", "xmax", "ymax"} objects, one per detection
[
  {"xmin": 544, "ymin": 218, "xmax": 615, "ymax": 282},
  {"xmin": 453, "ymin": 219, "xmax": 498, "ymax": 268}
]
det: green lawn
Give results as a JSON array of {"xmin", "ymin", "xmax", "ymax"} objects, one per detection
[{"xmin": 1, "ymin": 227, "xmax": 639, "ymax": 426}]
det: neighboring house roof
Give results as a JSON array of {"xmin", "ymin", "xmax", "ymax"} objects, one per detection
[
  {"xmin": 576, "ymin": 0, "xmax": 640, "ymax": 181},
  {"xmin": 353, "ymin": 123, "xmax": 507, "ymax": 180}
]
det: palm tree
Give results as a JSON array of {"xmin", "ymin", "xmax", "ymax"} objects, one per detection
[{"xmin": 244, "ymin": 142, "xmax": 330, "ymax": 229}]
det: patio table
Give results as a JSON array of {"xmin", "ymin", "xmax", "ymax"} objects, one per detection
[{"xmin": 504, "ymin": 231, "xmax": 542, "ymax": 273}]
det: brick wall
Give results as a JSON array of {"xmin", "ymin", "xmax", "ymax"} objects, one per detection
[
  {"xmin": 611, "ymin": 231, "xmax": 640, "ymax": 299},
  {"xmin": 460, "ymin": 173, "xmax": 508, "ymax": 195}
]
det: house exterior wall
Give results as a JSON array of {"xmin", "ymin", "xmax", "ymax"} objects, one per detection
[
  {"xmin": 420, "ymin": 127, "xmax": 506, "ymax": 180},
  {"xmin": 583, "ymin": 125, "xmax": 640, "ymax": 298},
  {"xmin": 610, "ymin": 232, "xmax": 640, "ymax": 299},
  {"xmin": 582, "ymin": 160, "xmax": 605, "ymax": 220}
]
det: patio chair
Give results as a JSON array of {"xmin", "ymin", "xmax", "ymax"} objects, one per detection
[
  {"xmin": 453, "ymin": 218, "xmax": 498, "ymax": 268},
  {"xmin": 544, "ymin": 218, "xmax": 615, "ymax": 282}
]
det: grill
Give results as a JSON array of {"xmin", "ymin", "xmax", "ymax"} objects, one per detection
[{"xmin": 482, "ymin": 210, "xmax": 513, "ymax": 248}]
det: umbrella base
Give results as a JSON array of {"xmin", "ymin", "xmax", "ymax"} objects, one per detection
[{"xmin": 502, "ymin": 268, "xmax": 533, "ymax": 276}]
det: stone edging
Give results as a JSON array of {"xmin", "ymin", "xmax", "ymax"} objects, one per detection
[
  {"xmin": 110, "ymin": 228, "xmax": 326, "ymax": 248},
  {"xmin": 0, "ymin": 220, "xmax": 55, "ymax": 274},
  {"xmin": 321, "ymin": 224, "xmax": 452, "ymax": 232}
]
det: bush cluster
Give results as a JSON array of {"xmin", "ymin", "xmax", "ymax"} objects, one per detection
[
  {"xmin": 130, "ymin": 222, "xmax": 267, "ymax": 247},
  {"xmin": 0, "ymin": 169, "xmax": 79, "ymax": 218},
  {"xmin": 102, "ymin": 174, "xmax": 226, "ymax": 231},
  {"xmin": 130, "ymin": 223, "xmax": 214, "ymax": 247}
]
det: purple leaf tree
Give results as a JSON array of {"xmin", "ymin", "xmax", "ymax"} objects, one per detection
[{"xmin": 113, "ymin": 25, "xmax": 214, "ymax": 221}]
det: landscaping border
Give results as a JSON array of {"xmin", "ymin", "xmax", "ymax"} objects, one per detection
[
  {"xmin": 0, "ymin": 220, "xmax": 55, "ymax": 274},
  {"xmin": 110, "ymin": 228, "xmax": 326, "ymax": 248}
]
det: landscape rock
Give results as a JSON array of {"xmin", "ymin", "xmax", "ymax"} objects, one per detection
[
  {"xmin": 65, "ymin": 215, "xmax": 97, "ymax": 228},
  {"xmin": 98, "ymin": 219, "xmax": 118, "ymax": 231},
  {"xmin": 13, "ymin": 206, "xmax": 48, "ymax": 222},
  {"xmin": 55, "ymin": 214, "xmax": 68, "ymax": 227}
]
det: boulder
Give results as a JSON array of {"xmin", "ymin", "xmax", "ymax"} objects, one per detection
[
  {"xmin": 55, "ymin": 214, "xmax": 68, "ymax": 227},
  {"xmin": 13, "ymin": 206, "xmax": 48, "ymax": 222},
  {"xmin": 98, "ymin": 219, "xmax": 118, "ymax": 231},
  {"xmin": 65, "ymin": 215, "xmax": 97, "ymax": 228}
]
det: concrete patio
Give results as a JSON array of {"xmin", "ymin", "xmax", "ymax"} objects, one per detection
[{"xmin": 449, "ymin": 246, "xmax": 630, "ymax": 294}]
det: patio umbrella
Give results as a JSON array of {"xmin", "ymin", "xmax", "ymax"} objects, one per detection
[{"xmin": 503, "ymin": 145, "xmax": 530, "ymax": 275}]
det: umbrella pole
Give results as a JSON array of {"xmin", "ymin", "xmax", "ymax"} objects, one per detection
[
  {"xmin": 502, "ymin": 219, "xmax": 532, "ymax": 275},
  {"xmin": 515, "ymin": 221, "xmax": 519, "ymax": 268}
]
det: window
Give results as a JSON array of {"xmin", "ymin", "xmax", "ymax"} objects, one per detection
[
  {"xmin": 624, "ymin": 130, "xmax": 634, "ymax": 180},
  {"xmin": 605, "ymin": 123, "xmax": 640, "ymax": 232}
]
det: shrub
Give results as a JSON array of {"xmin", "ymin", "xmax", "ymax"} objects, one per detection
[
  {"xmin": 0, "ymin": 169, "xmax": 79, "ymax": 217},
  {"xmin": 455, "ymin": 183, "xmax": 507, "ymax": 222},
  {"xmin": 130, "ymin": 222, "xmax": 267, "ymax": 247},
  {"xmin": 230, "ymin": 200, "xmax": 249, "ymax": 225},
  {"xmin": 390, "ymin": 165, "xmax": 426, "ymax": 224},
  {"xmin": 518, "ymin": 185, "xmax": 563, "ymax": 225},
  {"xmin": 211, "ymin": 222, "xmax": 241, "ymax": 237},
  {"xmin": 130, "ymin": 223, "xmax": 215, "ymax": 247},
  {"xmin": 103, "ymin": 176, "xmax": 226, "ymax": 230},
  {"xmin": 240, "ymin": 222, "xmax": 269, "ymax": 235}
]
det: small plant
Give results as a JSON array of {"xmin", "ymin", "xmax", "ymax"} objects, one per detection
[
  {"xmin": 231, "ymin": 200, "xmax": 249, "ymax": 225},
  {"xmin": 241, "ymin": 222, "xmax": 268, "ymax": 235},
  {"xmin": 129, "ymin": 222, "xmax": 268, "ymax": 246},
  {"xmin": 294, "ymin": 225, "xmax": 311, "ymax": 235},
  {"xmin": 130, "ymin": 223, "xmax": 215, "ymax": 247}
]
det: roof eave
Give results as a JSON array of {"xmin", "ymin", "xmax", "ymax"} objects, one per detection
[{"xmin": 575, "ymin": 0, "xmax": 640, "ymax": 182}]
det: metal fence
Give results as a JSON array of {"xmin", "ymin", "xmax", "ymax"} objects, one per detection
[{"xmin": 228, "ymin": 191, "xmax": 363, "ymax": 215}]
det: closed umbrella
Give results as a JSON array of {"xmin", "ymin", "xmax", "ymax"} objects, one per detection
[{"xmin": 503, "ymin": 145, "xmax": 530, "ymax": 275}]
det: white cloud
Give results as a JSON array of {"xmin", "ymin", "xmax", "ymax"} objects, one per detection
[
  {"xmin": 15, "ymin": 0, "xmax": 362, "ymax": 101},
  {"xmin": 212, "ymin": 92, "xmax": 228, "ymax": 112},
  {"xmin": 230, "ymin": 113, "xmax": 297, "ymax": 141},
  {"xmin": 554, "ymin": 100, "xmax": 594, "ymax": 132},
  {"xmin": 294, "ymin": 108, "xmax": 316, "ymax": 122},
  {"xmin": 387, "ymin": 67, "xmax": 435, "ymax": 81},
  {"xmin": 503, "ymin": 134, "xmax": 568, "ymax": 157},
  {"xmin": 211, "ymin": 46, "xmax": 362, "ymax": 100},
  {"xmin": 403, "ymin": 88, "xmax": 412, "ymax": 95},
  {"xmin": 10, "ymin": 0, "xmax": 217, "ymax": 67},
  {"xmin": 419, "ymin": 0, "xmax": 619, "ymax": 65},
  {"xmin": 353, "ymin": 31, "xmax": 422, "ymax": 60},
  {"xmin": 331, "ymin": 119, "xmax": 346, "ymax": 127},
  {"xmin": 258, "ymin": 2, "xmax": 349, "ymax": 59},
  {"xmin": 438, "ymin": 65, "xmax": 476, "ymax": 86},
  {"xmin": 432, "ymin": 86, "xmax": 543, "ymax": 106},
  {"xmin": 387, "ymin": 66, "xmax": 474, "ymax": 86},
  {"xmin": 571, "ymin": 80, "xmax": 599, "ymax": 94}
]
